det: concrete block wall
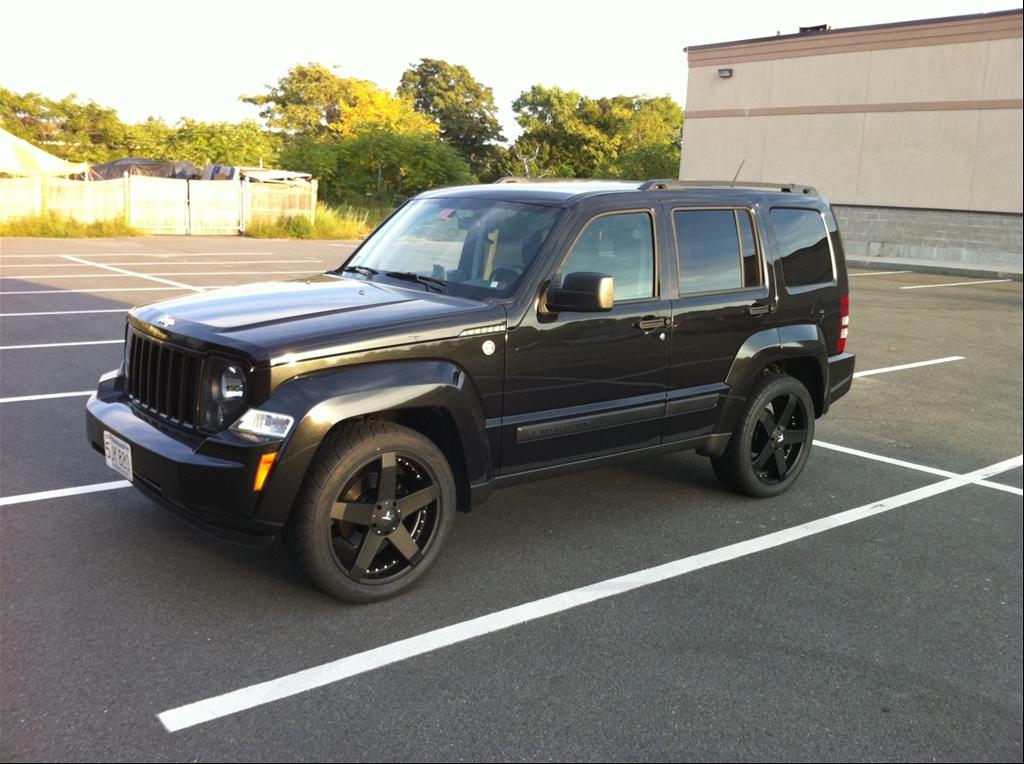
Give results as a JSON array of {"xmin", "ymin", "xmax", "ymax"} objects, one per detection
[{"xmin": 833, "ymin": 205, "xmax": 1023, "ymax": 269}]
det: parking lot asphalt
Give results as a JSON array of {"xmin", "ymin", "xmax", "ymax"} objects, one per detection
[{"xmin": 1, "ymin": 237, "xmax": 1021, "ymax": 762}]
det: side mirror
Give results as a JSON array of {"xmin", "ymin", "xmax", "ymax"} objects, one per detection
[{"xmin": 546, "ymin": 272, "xmax": 614, "ymax": 312}]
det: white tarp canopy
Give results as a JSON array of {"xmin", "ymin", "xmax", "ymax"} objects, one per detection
[{"xmin": 0, "ymin": 127, "xmax": 88, "ymax": 176}]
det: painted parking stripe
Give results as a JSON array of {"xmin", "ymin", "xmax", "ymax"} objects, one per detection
[
  {"xmin": 1, "ymin": 286, "xmax": 200, "ymax": 295},
  {"xmin": 62, "ymin": 255, "xmax": 203, "ymax": 292},
  {"xmin": 900, "ymin": 279, "xmax": 1013, "ymax": 290},
  {"xmin": 816, "ymin": 440, "xmax": 1022, "ymax": 496},
  {"xmin": 0, "ymin": 390, "xmax": 93, "ymax": 403},
  {"xmin": 0, "ymin": 259, "xmax": 323, "ymax": 268},
  {"xmin": 853, "ymin": 356, "xmax": 964, "ymax": 378},
  {"xmin": 156, "ymin": 453, "xmax": 1023, "ymax": 732},
  {"xmin": 0, "ymin": 309, "xmax": 128, "ymax": 317},
  {"xmin": 0, "ymin": 251, "xmax": 276, "ymax": 258},
  {"xmin": 0, "ymin": 480, "xmax": 131, "ymax": 507},
  {"xmin": 1, "ymin": 270, "xmax": 320, "ymax": 279},
  {"xmin": 848, "ymin": 271, "xmax": 910, "ymax": 276},
  {"xmin": 0, "ymin": 339, "xmax": 122, "ymax": 350}
]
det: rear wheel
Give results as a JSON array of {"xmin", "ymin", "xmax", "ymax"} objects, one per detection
[
  {"xmin": 711, "ymin": 373, "xmax": 815, "ymax": 498},
  {"xmin": 284, "ymin": 421, "xmax": 455, "ymax": 603}
]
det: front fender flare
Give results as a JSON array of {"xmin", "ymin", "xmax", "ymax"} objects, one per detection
[{"xmin": 253, "ymin": 360, "xmax": 490, "ymax": 526}]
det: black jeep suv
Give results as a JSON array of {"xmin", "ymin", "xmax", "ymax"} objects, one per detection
[{"xmin": 87, "ymin": 179, "xmax": 855, "ymax": 602}]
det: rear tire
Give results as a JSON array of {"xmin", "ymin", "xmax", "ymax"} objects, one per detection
[
  {"xmin": 283, "ymin": 420, "xmax": 456, "ymax": 603},
  {"xmin": 711, "ymin": 373, "xmax": 815, "ymax": 498}
]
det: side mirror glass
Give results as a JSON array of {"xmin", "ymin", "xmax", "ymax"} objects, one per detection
[{"xmin": 546, "ymin": 272, "xmax": 614, "ymax": 312}]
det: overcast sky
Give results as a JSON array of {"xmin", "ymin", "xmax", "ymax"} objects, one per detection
[{"xmin": 0, "ymin": 0, "xmax": 1016, "ymax": 140}]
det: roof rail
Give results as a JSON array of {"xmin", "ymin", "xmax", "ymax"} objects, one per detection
[
  {"xmin": 493, "ymin": 176, "xmax": 596, "ymax": 184},
  {"xmin": 638, "ymin": 179, "xmax": 819, "ymax": 195}
]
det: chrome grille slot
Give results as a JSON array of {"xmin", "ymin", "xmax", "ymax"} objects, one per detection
[{"xmin": 126, "ymin": 330, "xmax": 202, "ymax": 428}]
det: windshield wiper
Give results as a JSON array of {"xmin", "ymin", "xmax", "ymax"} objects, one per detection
[
  {"xmin": 385, "ymin": 271, "xmax": 448, "ymax": 293},
  {"xmin": 340, "ymin": 265, "xmax": 379, "ymax": 279}
]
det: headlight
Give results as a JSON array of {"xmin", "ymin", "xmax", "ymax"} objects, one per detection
[
  {"xmin": 202, "ymin": 358, "xmax": 249, "ymax": 431},
  {"xmin": 231, "ymin": 409, "xmax": 295, "ymax": 439}
]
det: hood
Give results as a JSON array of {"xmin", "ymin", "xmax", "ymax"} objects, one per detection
[{"xmin": 130, "ymin": 274, "xmax": 501, "ymax": 363}]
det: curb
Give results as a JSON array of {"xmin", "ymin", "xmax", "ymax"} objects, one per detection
[{"xmin": 846, "ymin": 257, "xmax": 1023, "ymax": 282}]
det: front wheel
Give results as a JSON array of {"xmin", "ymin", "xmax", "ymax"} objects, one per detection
[
  {"xmin": 711, "ymin": 373, "xmax": 815, "ymax": 498},
  {"xmin": 284, "ymin": 421, "xmax": 456, "ymax": 603}
]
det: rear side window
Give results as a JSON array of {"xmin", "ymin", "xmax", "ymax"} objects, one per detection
[
  {"xmin": 770, "ymin": 208, "xmax": 835, "ymax": 290},
  {"xmin": 674, "ymin": 208, "xmax": 762, "ymax": 295}
]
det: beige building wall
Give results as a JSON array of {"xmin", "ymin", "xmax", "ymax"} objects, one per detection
[{"xmin": 679, "ymin": 11, "xmax": 1023, "ymax": 214}]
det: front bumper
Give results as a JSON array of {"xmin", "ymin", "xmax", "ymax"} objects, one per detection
[{"xmin": 86, "ymin": 374, "xmax": 282, "ymax": 547}]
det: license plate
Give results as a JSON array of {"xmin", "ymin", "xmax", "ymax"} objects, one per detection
[{"xmin": 103, "ymin": 431, "xmax": 133, "ymax": 482}]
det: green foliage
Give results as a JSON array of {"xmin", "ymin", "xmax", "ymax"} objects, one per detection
[
  {"xmin": 510, "ymin": 86, "xmax": 683, "ymax": 179},
  {"xmin": 398, "ymin": 58, "xmax": 504, "ymax": 178},
  {"xmin": 0, "ymin": 87, "xmax": 127, "ymax": 163},
  {"xmin": 165, "ymin": 119, "xmax": 282, "ymax": 167},
  {"xmin": 282, "ymin": 130, "xmax": 475, "ymax": 205},
  {"xmin": 245, "ymin": 202, "xmax": 379, "ymax": 240},
  {"xmin": 1, "ymin": 211, "xmax": 140, "ymax": 237},
  {"xmin": 243, "ymin": 63, "xmax": 437, "ymax": 138}
]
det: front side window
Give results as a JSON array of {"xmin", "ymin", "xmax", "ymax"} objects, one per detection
[
  {"xmin": 346, "ymin": 198, "xmax": 561, "ymax": 298},
  {"xmin": 770, "ymin": 208, "xmax": 835, "ymax": 291},
  {"xmin": 558, "ymin": 211, "xmax": 656, "ymax": 301},
  {"xmin": 674, "ymin": 208, "xmax": 762, "ymax": 295}
]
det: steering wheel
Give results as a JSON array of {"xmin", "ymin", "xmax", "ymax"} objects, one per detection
[{"xmin": 489, "ymin": 265, "xmax": 524, "ymax": 284}]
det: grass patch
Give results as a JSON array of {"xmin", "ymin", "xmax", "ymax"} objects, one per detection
[
  {"xmin": 245, "ymin": 202, "xmax": 391, "ymax": 240},
  {"xmin": 1, "ymin": 212, "xmax": 141, "ymax": 238}
]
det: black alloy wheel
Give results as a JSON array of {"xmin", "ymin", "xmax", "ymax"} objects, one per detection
[
  {"xmin": 749, "ymin": 390, "xmax": 809, "ymax": 486},
  {"xmin": 711, "ymin": 373, "xmax": 815, "ymax": 498},
  {"xmin": 329, "ymin": 451, "xmax": 440, "ymax": 583},
  {"xmin": 285, "ymin": 421, "xmax": 455, "ymax": 603}
]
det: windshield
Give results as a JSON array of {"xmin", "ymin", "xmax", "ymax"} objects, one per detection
[{"xmin": 344, "ymin": 197, "xmax": 561, "ymax": 299}]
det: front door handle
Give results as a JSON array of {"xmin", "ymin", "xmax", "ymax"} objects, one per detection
[
  {"xmin": 749, "ymin": 304, "xmax": 774, "ymax": 316},
  {"xmin": 637, "ymin": 316, "xmax": 670, "ymax": 331}
]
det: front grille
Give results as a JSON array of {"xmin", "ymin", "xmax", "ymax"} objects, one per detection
[{"xmin": 126, "ymin": 330, "xmax": 203, "ymax": 428}]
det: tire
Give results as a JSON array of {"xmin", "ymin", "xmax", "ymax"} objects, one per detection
[
  {"xmin": 283, "ymin": 420, "xmax": 456, "ymax": 603},
  {"xmin": 711, "ymin": 373, "xmax": 815, "ymax": 498}
]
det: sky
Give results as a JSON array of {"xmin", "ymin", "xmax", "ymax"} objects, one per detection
[{"xmin": 0, "ymin": 0, "xmax": 1017, "ymax": 141}]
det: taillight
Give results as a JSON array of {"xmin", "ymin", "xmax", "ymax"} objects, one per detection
[{"xmin": 836, "ymin": 294, "xmax": 849, "ymax": 354}]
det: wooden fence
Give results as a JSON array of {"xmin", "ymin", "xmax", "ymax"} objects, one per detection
[{"xmin": 0, "ymin": 175, "xmax": 317, "ymax": 235}]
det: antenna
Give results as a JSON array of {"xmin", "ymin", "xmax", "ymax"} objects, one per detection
[{"xmin": 732, "ymin": 159, "xmax": 745, "ymax": 183}]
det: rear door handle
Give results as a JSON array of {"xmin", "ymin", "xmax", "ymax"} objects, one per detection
[
  {"xmin": 749, "ymin": 304, "xmax": 773, "ymax": 316},
  {"xmin": 637, "ymin": 316, "xmax": 670, "ymax": 331}
]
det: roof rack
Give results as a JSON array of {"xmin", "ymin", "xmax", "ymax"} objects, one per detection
[
  {"xmin": 493, "ymin": 176, "xmax": 597, "ymax": 184},
  {"xmin": 638, "ymin": 179, "xmax": 819, "ymax": 195}
]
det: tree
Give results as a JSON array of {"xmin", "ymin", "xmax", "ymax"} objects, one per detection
[
  {"xmin": 398, "ymin": 58, "xmax": 503, "ymax": 178},
  {"xmin": 0, "ymin": 87, "xmax": 127, "ymax": 163},
  {"xmin": 243, "ymin": 63, "xmax": 437, "ymax": 138},
  {"xmin": 166, "ymin": 119, "xmax": 282, "ymax": 167},
  {"xmin": 510, "ymin": 86, "xmax": 683, "ymax": 179}
]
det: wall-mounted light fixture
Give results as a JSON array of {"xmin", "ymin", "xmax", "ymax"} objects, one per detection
[{"xmin": 718, "ymin": 68, "xmax": 733, "ymax": 78}]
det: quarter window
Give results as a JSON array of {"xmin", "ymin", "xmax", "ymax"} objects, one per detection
[
  {"xmin": 770, "ymin": 208, "xmax": 835, "ymax": 290},
  {"xmin": 674, "ymin": 208, "xmax": 762, "ymax": 295},
  {"xmin": 560, "ymin": 212, "xmax": 655, "ymax": 301}
]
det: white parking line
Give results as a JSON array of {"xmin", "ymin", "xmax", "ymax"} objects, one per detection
[
  {"xmin": 853, "ymin": 356, "xmax": 964, "ymax": 378},
  {"xmin": 900, "ymin": 279, "xmax": 1013, "ymax": 290},
  {"xmin": 0, "ymin": 390, "xmax": 93, "ymax": 403},
  {"xmin": 0, "ymin": 259, "xmax": 323, "ymax": 268},
  {"xmin": 1, "ymin": 270, "xmax": 319, "ymax": 279},
  {"xmin": 0, "ymin": 339, "xmax": 122, "ymax": 350},
  {"xmin": 816, "ymin": 440, "xmax": 1022, "ymax": 496},
  {"xmin": 61, "ymin": 255, "xmax": 203, "ymax": 292},
  {"xmin": 0, "ymin": 252, "xmax": 276, "ymax": 258},
  {"xmin": 0, "ymin": 309, "xmax": 127, "ymax": 317},
  {"xmin": 848, "ymin": 271, "xmax": 909, "ymax": 276},
  {"xmin": 156, "ymin": 453, "xmax": 1023, "ymax": 732},
  {"xmin": 0, "ymin": 286, "xmax": 227, "ymax": 295},
  {"xmin": 0, "ymin": 480, "xmax": 131, "ymax": 507}
]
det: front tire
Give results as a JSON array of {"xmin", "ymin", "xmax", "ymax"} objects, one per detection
[
  {"xmin": 711, "ymin": 373, "xmax": 815, "ymax": 498},
  {"xmin": 284, "ymin": 420, "xmax": 456, "ymax": 603}
]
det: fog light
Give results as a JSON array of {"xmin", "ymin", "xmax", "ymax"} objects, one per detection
[{"xmin": 231, "ymin": 409, "xmax": 295, "ymax": 439}]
